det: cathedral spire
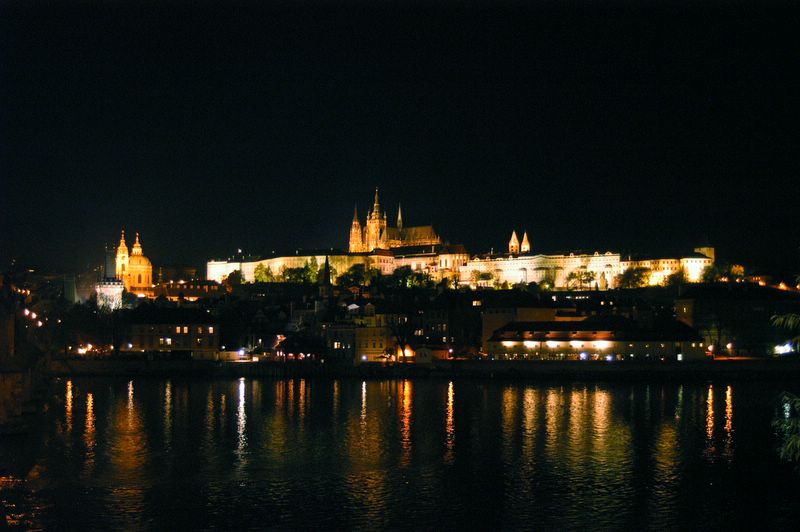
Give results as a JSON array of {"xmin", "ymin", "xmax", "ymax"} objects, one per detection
[
  {"xmin": 521, "ymin": 231, "xmax": 531, "ymax": 254},
  {"xmin": 397, "ymin": 203, "xmax": 403, "ymax": 230},
  {"xmin": 372, "ymin": 186, "xmax": 380, "ymax": 216},
  {"xmin": 119, "ymin": 230, "xmax": 127, "ymax": 248},
  {"xmin": 352, "ymin": 204, "xmax": 359, "ymax": 223}
]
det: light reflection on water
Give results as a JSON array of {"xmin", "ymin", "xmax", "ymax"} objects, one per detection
[{"xmin": 1, "ymin": 378, "xmax": 799, "ymax": 529}]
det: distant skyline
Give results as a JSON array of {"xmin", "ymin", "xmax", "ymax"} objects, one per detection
[{"xmin": 3, "ymin": 1, "xmax": 798, "ymax": 275}]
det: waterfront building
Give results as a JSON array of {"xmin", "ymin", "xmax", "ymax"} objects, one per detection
[
  {"xmin": 676, "ymin": 283, "xmax": 800, "ymax": 356},
  {"xmin": 486, "ymin": 315, "xmax": 705, "ymax": 361},
  {"xmin": 121, "ymin": 307, "xmax": 219, "ymax": 358}
]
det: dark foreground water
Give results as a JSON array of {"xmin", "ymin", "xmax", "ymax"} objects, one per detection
[{"xmin": 2, "ymin": 377, "xmax": 800, "ymax": 529}]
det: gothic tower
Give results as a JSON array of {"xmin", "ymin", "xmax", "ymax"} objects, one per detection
[
  {"xmin": 397, "ymin": 203, "xmax": 403, "ymax": 231},
  {"xmin": 349, "ymin": 205, "xmax": 364, "ymax": 252},
  {"xmin": 365, "ymin": 187, "xmax": 387, "ymax": 251}
]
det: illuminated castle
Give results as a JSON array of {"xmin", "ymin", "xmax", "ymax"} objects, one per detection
[
  {"xmin": 348, "ymin": 188, "xmax": 441, "ymax": 252},
  {"xmin": 115, "ymin": 230, "xmax": 153, "ymax": 296}
]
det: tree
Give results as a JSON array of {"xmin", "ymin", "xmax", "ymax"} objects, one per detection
[
  {"xmin": 775, "ymin": 392, "xmax": 800, "ymax": 469},
  {"xmin": 615, "ymin": 267, "xmax": 651, "ymax": 289},
  {"xmin": 408, "ymin": 270, "xmax": 434, "ymax": 289},
  {"xmin": 253, "ymin": 264, "xmax": 276, "ymax": 283},
  {"xmin": 304, "ymin": 257, "xmax": 319, "ymax": 283},
  {"xmin": 224, "ymin": 269, "xmax": 243, "ymax": 288},
  {"xmin": 566, "ymin": 270, "xmax": 596, "ymax": 290},
  {"xmin": 701, "ymin": 264, "xmax": 721, "ymax": 283},
  {"xmin": 283, "ymin": 267, "xmax": 310, "ymax": 284},
  {"xmin": 337, "ymin": 264, "xmax": 367, "ymax": 288},
  {"xmin": 773, "ymin": 275, "xmax": 800, "ymax": 468},
  {"xmin": 772, "ymin": 275, "xmax": 800, "ymax": 344},
  {"xmin": 665, "ymin": 267, "xmax": 687, "ymax": 287}
]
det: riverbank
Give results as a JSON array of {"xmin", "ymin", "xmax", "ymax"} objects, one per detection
[{"xmin": 45, "ymin": 357, "xmax": 800, "ymax": 382}]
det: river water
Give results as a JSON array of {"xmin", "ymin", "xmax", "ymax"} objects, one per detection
[{"xmin": 1, "ymin": 377, "xmax": 799, "ymax": 529}]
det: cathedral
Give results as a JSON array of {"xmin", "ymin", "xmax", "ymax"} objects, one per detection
[
  {"xmin": 115, "ymin": 230, "xmax": 153, "ymax": 296},
  {"xmin": 348, "ymin": 188, "xmax": 441, "ymax": 252}
]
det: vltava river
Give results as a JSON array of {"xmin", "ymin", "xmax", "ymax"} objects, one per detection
[{"xmin": 2, "ymin": 377, "xmax": 799, "ymax": 529}]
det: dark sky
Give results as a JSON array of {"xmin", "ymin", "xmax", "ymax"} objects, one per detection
[{"xmin": 2, "ymin": 1, "xmax": 799, "ymax": 276}]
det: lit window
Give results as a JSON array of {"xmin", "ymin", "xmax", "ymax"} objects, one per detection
[
  {"xmin": 159, "ymin": 337, "xmax": 164, "ymax": 346},
  {"xmin": 208, "ymin": 326, "xmax": 214, "ymax": 334},
  {"xmin": 176, "ymin": 326, "xmax": 181, "ymax": 334},
  {"xmin": 183, "ymin": 326, "xmax": 188, "ymax": 334},
  {"xmin": 166, "ymin": 338, "xmax": 172, "ymax": 346}
]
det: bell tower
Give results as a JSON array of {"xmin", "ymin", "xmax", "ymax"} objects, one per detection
[{"xmin": 115, "ymin": 230, "xmax": 129, "ymax": 285}]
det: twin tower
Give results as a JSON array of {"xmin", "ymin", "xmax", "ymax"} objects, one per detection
[{"xmin": 508, "ymin": 230, "xmax": 531, "ymax": 255}]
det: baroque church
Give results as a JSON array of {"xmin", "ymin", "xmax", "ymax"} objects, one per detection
[
  {"xmin": 115, "ymin": 230, "xmax": 153, "ymax": 295},
  {"xmin": 348, "ymin": 188, "xmax": 441, "ymax": 252}
]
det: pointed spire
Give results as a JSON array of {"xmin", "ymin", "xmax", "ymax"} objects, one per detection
[
  {"xmin": 352, "ymin": 204, "xmax": 360, "ymax": 223},
  {"xmin": 509, "ymin": 230, "xmax": 520, "ymax": 254},
  {"xmin": 397, "ymin": 203, "xmax": 403, "ymax": 230},
  {"xmin": 117, "ymin": 230, "xmax": 129, "ymax": 255},
  {"xmin": 521, "ymin": 231, "xmax": 531, "ymax": 254},
  {"xmin": 322, "ymin": 256, "xmax": 331, "ymax": 285},
  {"xmin": 373, "ymin": 186, "xmax": 380, "ymax": 215}
]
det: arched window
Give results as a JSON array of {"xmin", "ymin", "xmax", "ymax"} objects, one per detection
[{"xmin": 138, "ymin": 274, "xmax": 142, "ymax": 284}]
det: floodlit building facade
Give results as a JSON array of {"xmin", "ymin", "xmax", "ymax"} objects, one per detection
[
  {"xmin": 115, "ymin": 231, "xmax": 153, "ymax": 296},
  {"xmin": 486, "ymin": 315, "xmax": 706, "ymax": 361}
]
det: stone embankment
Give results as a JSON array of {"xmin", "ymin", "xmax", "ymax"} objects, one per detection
[{"xmin": 46, "ymin": 357, "xmax": 800, "ymax": 382}]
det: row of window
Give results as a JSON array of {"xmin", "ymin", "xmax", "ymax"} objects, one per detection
[{"xmin": 172, "ymin": 325, "xmax": 215, "ymax": 334}]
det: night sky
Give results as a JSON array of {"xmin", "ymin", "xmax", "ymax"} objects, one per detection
[{"xmin": 2, "ymin": 1, "xmax": 798, "ymax": 276}]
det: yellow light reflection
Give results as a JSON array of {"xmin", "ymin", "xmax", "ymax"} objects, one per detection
[
  {"xmin": 361, "ymin": 381, "xmax": 367, "ymax": 420},
  {"xmin": 109, "ymin": 378, "xmax": 147, "ymax": 518},
  {"xmin": 593, "ymin": 389, "xmax": 611, "ymax": 454},
  {"xmin": 65, "ymin": 380, "xmax": 73, "ymax": 434},
  {"xmin": 164, "ymin": 380, "xmax": 172, "ymax": 448},
  {"xmin": 545, "ymin": 388, "xmax": 559, "ymax": 452},
  {"xmin": 400, "ymin": 380, "xmax": 412, "ymax": 466},
  {"xmin": 724, "ymin": 385, "xmax": 734, "ymax": 460},
  {"xmin": 84, "ymin": 392, "xmax": 96, "ymax": 475},
  {"xmin": 127, "ymin": 380, "xmax": 134, "ymax": 428},
  {"xmin": 445, "ymin": 381, "xmax": 455, "ymax": 463},
  {"xmin": 705, "ymin": 384, "xmax": 715, "ymax": 459},
  {"xmin": 333, "ymin": 380, "xmax": 340, "ymax": 418},
  {"xmin": 502, "ymin": 387, "xmax": 517, "ymax": 461},
  {"xmin": 205, "ymin": 389, "xmax": 215, "ymax": 436},
  {"xmin": 522, "ymin": 387, "xmax": 538, "ymax": 456},
  {"xmin": 299, "ymin": 379, "xmax": 306, "ymax": 423},
  {"xmin": 287, "ymin": 379, "xmax": 295, "ymax": 419},
  {"xmin": 237, "ymin": 378, "xmax": 247, "ymax": 458}
]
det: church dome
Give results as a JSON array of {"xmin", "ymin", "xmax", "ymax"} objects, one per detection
[
  {"xmin": 128, "ymin": 254, "xmax": 152, "ymax": 269},
  {"xmin": 127, "ymin": 233, "xmax": 153, "ymax": 289}
]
